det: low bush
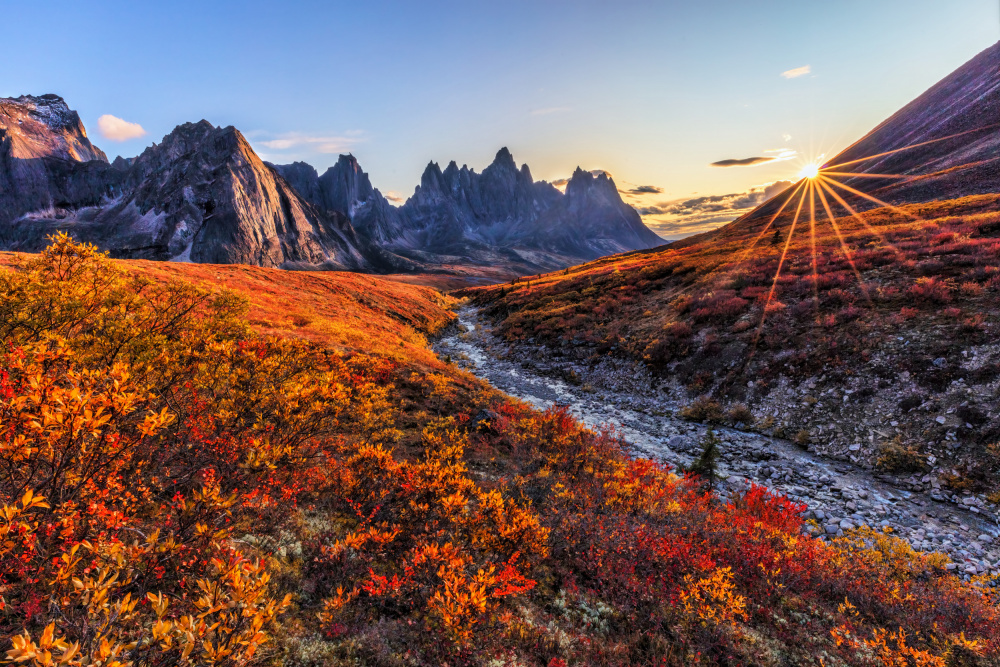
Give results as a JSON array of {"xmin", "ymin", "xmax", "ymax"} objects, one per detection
[
  {"xmin": 679, "ymin": 396, "xmax": 725, "ymax": 423},
  {"xmin": 726, "ymin": 403, "xmax": 755, "ymax": 426},
  {"xmin": 875, "ymin": 437, "xmax": 929, "ymax": 473}
]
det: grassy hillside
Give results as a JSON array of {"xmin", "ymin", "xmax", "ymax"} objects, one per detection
[
  {"xmin": 0, "ymin": 252, "xmax": 456, "ymax": 372},
  {"xmin": 463, "ymin": 194, "xmax": 1000, "ymax": 485},
  {"xmin": 1, "ymin": 235, "xmax": 999, "ymax": 666}
]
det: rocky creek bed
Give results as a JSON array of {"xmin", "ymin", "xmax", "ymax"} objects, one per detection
[{"xmin": 433, "ymin": 307, "xmax": 1000, "ymax": 581}]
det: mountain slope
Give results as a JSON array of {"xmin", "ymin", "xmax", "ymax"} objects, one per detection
[{"xmin": 464, "ymin": 42, "xmax": 1000, "ymax": 496}]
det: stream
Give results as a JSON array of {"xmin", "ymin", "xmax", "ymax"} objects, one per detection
[{"xmin": 433, "ymin": 307, "xmax": 1000, "ymax": 579}]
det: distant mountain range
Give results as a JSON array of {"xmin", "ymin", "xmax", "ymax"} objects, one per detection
[{"xmin": 0, "ymin": 95, "xmax": 663, "ymax": 273}]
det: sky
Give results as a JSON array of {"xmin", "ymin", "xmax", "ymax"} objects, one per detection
[{"xmin": 4, "ymin": 0, "xmax": 998, "ymax": 238}]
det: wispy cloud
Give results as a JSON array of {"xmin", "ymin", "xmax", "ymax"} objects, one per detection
[
  {"xmin": 781, "ymin": 65, "xmax": 811, "ymax": 79},
  {"xmin": 97, "ymin": 114, "xmax": 147, "ymax": 142},
  {"xmin": 711, "ymin": 148, "xmax": 797, "ymax": 168},
  {"xmin": 530, "ymin": 106, "xmax": 571, "ymax": 116},
  {"xmin": 711, "ymin": 156, "xmax": 777, "ymax": 167},
  {"xmin": 256, "ymin": 130, "xmax": 366, "ymax": 155},
  {"xmin": 384, "ymin": 190, "xmax": 405, "ymax": 204},
  {"xmin": 637, "ymin": 180, "xmax": 793, "ymax": 239}
]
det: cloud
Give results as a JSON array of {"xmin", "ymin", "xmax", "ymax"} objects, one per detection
[
  {"xmin": 259, "ymin": 139, "xmax": 296, "ymax": 150},
  {"xmin": 530, "ymin": 106, "xmax": 571, "ymax": 116},
  {"xmin": 384, "ymin": 190, "xmax": 405, "ymax": 204},
  {"xmin": 256, "ymin": 131, "xmax": 366, "ymax": 155},
  {"xmin": 711, "ymin": 156, "xmax": 777, "ymax": 167},
  {"xmin": 625, "ymin": 185, "xmax": 663, "ymax": 195},
  {"xmin": 782, "ymin": 133, "xmax": 793, "ymax": 142},
  {"xmin": 636, "ymin": 180, "xmax": 794, "ymax": 239},
  {"xmin": 711, "ymin": 148, "xmax": 797, "ymax": 168},
  {"xmin": 781, "ymin": 65, "xmax": 811, "ymax": 79},
  {"xmin": 97, "ymin": 114, "xmax": 147, "ymax": 142}
]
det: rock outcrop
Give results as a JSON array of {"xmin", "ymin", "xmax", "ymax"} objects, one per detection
[{"xmin": 0, "ymin": 94, "xmax": 120, "ymax": 229}]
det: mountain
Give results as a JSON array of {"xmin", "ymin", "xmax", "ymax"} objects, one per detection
[
  {"xmin": 275, "ymin": 147, "xmax": 664, "ymax": 271},
  {"xmin": 0, "ymin": 95, "xmax": 661, "ymax": 274},
  {"xmin": 463, "ymin": 42, "xmax": 1000, "ymax": 486},
  {"xmin": 0, "ymin": 100, "xmax": 391, "ymax": 269}
]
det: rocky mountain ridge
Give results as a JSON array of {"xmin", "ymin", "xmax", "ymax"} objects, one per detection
[
  {"xmin": 275, "ymin": 147, "xmax": 664, "ymax": 271},
  {"xmin": 0, "ymin": 94, "xmax": 663, "ymax": 273}
]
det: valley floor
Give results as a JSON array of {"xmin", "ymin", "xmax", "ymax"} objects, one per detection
[{"xmin": 434, "ymin": 306, "xmax": 1000, "ymax": 581}]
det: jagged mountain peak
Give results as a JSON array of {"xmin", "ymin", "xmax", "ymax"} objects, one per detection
[
  {"xmin": 0, "ymin": 93, "xmax": 106, "ymax": 162},
  {"xmin": 5, "ymin": 94, "xmax": 85, "ymax": 133},
  {"xmin": 334, "ymin": 153, "xmax": 363, "ymax": 171},
  {"xmin": 565, "ymin": 167, "xmax": 622, "ymax": 204},
  {"xmin": 491, "ymin": 146, "xmax": 517, "ymax": 170},
  {"xmin": 277, "ymin": 160, "xmax": 319, "ymax": 180}
]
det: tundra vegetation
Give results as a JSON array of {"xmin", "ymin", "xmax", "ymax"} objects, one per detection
[{"xmin": 0, "ymin": 235, "xmax": 998, "ymax": 666}]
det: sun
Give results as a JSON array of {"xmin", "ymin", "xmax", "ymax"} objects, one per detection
[{"xmin": 799, "ymin": 163, "xmax": 820, "ymax": 179}]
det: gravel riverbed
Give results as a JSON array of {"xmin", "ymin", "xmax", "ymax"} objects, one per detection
[{"xmin": 434, "ymin": 307, "xmax": 1000, "ymax": 581}]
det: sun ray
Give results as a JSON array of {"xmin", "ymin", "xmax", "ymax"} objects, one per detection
[
  {"xmin": 815, "ymin": 176, "xmax": 904, "ymax": 259},
  {"xmin": 820, "ymin": 171, "xmax": 909, "ymax": 179},
  {"xmin": 823, "ymin": 177, "xmax": 919, "ymax": 221},
  {"xmin": 821, "ymin": 123, "xmax": 1000, "ymax": 171},
  {"xmin": 808, "ymin": 180, "xmax": 819, "ymax": 315},
  {"xmin": 747, "ymin": 181, "xmax": 808, "ymax": 363},
  {"xmin": 815, "ymin": 179, "xmax": 871, "ymax": 302},
  {"xmin": 646, "ymin": 180, "xmax": 810, "ymax": 309},
  {"xmin": 734, "ymin": 179, "xmax": 807, "ymax": 265}
]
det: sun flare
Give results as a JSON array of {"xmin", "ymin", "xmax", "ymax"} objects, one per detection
[{"xmin": 799, "ymin": 163, "xmax": 820, "ymax": 179}]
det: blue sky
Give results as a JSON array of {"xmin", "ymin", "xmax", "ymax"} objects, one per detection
[{"xmin": 5, "ymin": 0, "xmax": 998, "ymax": 237}]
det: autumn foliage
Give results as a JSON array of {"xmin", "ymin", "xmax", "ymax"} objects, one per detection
[{"xmin": 1, "ymin": 235, "xmax": 999, "ymax": 665}]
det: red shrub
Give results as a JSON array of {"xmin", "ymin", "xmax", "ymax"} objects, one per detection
[{"xmin": 907, "ymin": 277, "xmax": 951, "ymax": 305}]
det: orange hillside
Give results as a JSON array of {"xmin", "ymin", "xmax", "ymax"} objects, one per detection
[{"xmin": 0, "ymin": 252, "xmax": 457, "ymax": 372}]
